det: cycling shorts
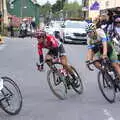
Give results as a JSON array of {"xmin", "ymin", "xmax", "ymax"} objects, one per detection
[
  {"xmin": 47, "ymin": 44, "xmax": 66, "ymax": 57},
  {"xmin": 95, "ymin": 42, "xmax": 118, "ymax": 62}
]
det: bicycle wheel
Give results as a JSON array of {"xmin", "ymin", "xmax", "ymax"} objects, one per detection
[
  {"xmin": 47, "ymin": 62, "xmax": 67, "ymax": 100},
  {"xmin": 0, "ymin": 77, "xmax": 22, "ymax": 115},
  {"xmin": 98, "ymin": 71, "xmax": 116, "ymax": 103},
  {"xmin": 70, "ymin": 66, "xmax": 84, "ymax": 94}
]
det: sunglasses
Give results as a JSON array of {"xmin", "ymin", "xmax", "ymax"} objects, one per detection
[
  {"xmin": 37, "ymin": 36, "xmax": 44, "ymax": 39},
  {"xmin": 115, "ymin": 22, "xmax": 120, "ymax": 24}
]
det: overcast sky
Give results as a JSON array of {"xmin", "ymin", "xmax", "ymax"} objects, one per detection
[{"xmin": 37, "ymin": 0, "xmax": 82, "ymax": 5}]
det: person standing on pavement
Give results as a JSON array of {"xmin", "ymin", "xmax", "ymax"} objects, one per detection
[{"xmin": 8, "ymin": 17, "xmax": 14, "ymax": 37}]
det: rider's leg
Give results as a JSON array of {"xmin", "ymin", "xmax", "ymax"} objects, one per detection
[
  {"xmin": 45, "ymin": 54, "xmax": 53, "ymax": 67},
  {"xmin": 58, "ymin": 44, "xmax": 74, "ymax": 75},
  {"xmin": 112, "ymin": 62, "xmax": 120, "ymax": 78},
  {"xmin": 60, "ymin": 55, "xmax": 73, "ymax": 74},
  {"xmin": 60, "ymin": 55, "xmax": 79, "ymax": 84},
  {"xmin": 110, "ymin": 50, "xmax": 120, "ymax": 79}
]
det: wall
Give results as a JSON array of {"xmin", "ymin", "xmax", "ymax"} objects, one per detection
[{"xmin": 88, "ymin": 0, "xmax": 120, "ymax": 20}]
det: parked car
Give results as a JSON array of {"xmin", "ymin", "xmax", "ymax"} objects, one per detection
[{"xmin": 60, "ymin": 20, "xmax": 88, "ymax": 44}]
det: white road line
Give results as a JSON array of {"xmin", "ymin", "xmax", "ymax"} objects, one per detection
[{"xmin": 103, "ymin": 109, "xmax": 115, "ymax": 120}]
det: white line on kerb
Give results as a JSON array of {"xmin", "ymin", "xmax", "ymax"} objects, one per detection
[{"xmin": 103, "ymin": 109, "xmax": 115, "ymax": 120}]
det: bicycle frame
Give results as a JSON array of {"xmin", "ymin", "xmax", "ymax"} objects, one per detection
[{"xmin": 86, "ymin": 58, "xmax": 120, "ymax": 90}]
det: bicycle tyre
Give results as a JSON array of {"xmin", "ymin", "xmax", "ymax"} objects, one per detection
[
  {"xmin": 98, "ymin": 71, "xmax": 116, "ymax": 103},
  {"xmin": 47, "ymin": 62, "xmax": 67, "ymax": 100},
  {"xmin": 70, "ymin": 66, "xmax": 84, "ymax": 94},
  {"xmin": 0, "ymin": 76, "xmax": 22, "ymax": 115}
]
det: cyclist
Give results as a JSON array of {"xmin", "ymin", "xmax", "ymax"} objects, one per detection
[
  {"xmin": 35, "ymin": 30, "xmax": 79, "ymax": 87},
  {"xmin": 111, "ymin": 17, "xmax": 120, "ymax": 60},
  {"xmin": 85, "ymin": 23, "xmax": 120, "ymax": 79}
]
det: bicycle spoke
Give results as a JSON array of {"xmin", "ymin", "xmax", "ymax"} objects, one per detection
[
  {"xmin": 0, "ymin": 77, "xmax": 22, "ymax": 115},
  {"xmin": 47, "ymin": 62, "xmax": 67, "ymax": 100},
  {"xmin": 98, "ymin": 72, "xmax": 116, "ymax": 103}
]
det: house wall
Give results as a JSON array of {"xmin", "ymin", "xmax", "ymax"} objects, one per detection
[
  {"xmin": 88, "ymin": 0, "xmax": 120, "ymax": 20},
  {"xmin": 7, "ymin": 0, "xmax": 40, "ymax": 25}
]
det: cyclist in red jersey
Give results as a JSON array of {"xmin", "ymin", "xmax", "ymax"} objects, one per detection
[{"xmin": 35, "ymin": 30, "xmax": 79, "ymax": 87}]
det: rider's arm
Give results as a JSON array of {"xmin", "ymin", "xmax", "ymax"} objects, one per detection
[
  {"xmin": 97, "ymin": 28, "xmax": 108, "ymax": 57},
  {"xmin": 86, "ymin": 37, "xmax": 94, "ymax": 61},
  {"xmin": 102, "ymin": 41, "xmax": 108, "ymax": 57},
  {"xmin": 38, "ymin": 43, "xmax": 44, "ymax": 64},
  {"xmin": 86, "ymin": 49, "xmax": 94, "ymax": 61}
]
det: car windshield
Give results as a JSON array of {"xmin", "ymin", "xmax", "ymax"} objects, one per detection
[
  {"xmin": 65, "ymin": 21, "xmax": 88, "ymax": 29},
  {"xmin": 49, "ymin": 21, "xmax": 63, "ymax": 28}
]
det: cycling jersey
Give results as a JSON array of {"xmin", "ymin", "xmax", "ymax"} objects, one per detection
[
  {"xmin": 38, "ymin": 35, "xmax": 61, "ymax": 55},
  {"xmin": 87, "ymin": 28, "xmax": 118, "ymax": 62},
  {"xmin": 87, "ymin": 28, "xmax": 108, "ymax": 49},
  {"xmin": 37, "ymin": 34, "xmax": 66, "ymax": 64}
]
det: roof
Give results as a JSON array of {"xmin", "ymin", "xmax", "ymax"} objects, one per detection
[
  {"xmin": 9, "ymin": 0, "xmax": 40, "ymax": 5},
  {"xmin": 65, "ymin": 18, "xmax": 84, "ymax": 21}
]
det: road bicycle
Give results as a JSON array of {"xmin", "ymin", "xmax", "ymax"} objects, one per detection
[
  {"xmin": 37, "ymin": 58, "xmax": 83, "ymax": 100},
  {"xmin": 0, "ymin": 76, "xmax": 22, "ymax": 115},
  {"xmin": 86, "ymin": 58, "xmax": 120, "ymax": 103}
]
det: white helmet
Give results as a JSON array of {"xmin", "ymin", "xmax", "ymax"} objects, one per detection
[{"xmin": 85, "ymin": 23, "xmax": 96, "ymax": 33}]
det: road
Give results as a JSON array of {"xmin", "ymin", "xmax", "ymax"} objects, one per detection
[{"xmin": 0, "ymin": 37, "xmax": 119, "ymax": 120}]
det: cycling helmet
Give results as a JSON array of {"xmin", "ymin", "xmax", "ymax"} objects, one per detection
[
  {"xmin": 35, "ymin": 30, "xmax": 46, "ymax": 39},
  {"xmin": 85, "ymin": 23, "xmax": 96, "ymax": 33}
]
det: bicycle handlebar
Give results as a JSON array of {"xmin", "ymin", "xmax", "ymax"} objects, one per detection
[
  {"xmin": 86, "ymin": 58, "xmax": 111, "ymax": 72},
  {"xmin": 86, "ymin": 63, "xmax": 94, "ymax": 71},
  {"xmin": 86, "ymin": 59, "xmax": 102, "ymax": 71},
  {"xmin": 36, "ymin": 58, "xmax": 58, "ymax": 67}
]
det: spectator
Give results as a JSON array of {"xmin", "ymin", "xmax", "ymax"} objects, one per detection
[
  {"xmin": 8, "ymin": 18, "xmax": 14, "ymax": 37},
  {"xmin": 31, "ymin": 18, "xmax": 36, "ymax": 30}
]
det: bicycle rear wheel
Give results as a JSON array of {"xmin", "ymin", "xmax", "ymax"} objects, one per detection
[
  {"xmin": 0, "ymin": 77, "xmax": 22, "ymax": 115},
  {"xmin": 70, "ymin": 66, "xmax": 83, "ymax": 94},
  {"xmin": 98, "ymin": 71, "xmax": 116, "ymax": 103},
  {"xmin": 47, "ymin": 62, "xmax": 67, "ymax": 100}
]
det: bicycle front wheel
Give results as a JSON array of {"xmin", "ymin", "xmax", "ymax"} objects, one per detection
[
  {"xmin": 0, "ymin": 77, "xmax": 22, "ymax": 115},
  {"xmin": 70, "ymin": 66, "xmax": 83, "ymax": 94},
  {"xmin": 47, "ymin": 62, "xmax": 67, "ymax": 100},
  {"xmin": 98, "ymin": 71, "xmax": 116, "ymax": 103}
]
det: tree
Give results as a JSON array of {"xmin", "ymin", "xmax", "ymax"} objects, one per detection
[
  {"xmin": 51, "ymin": 0, "xmax": 65, "ymax": 14},
  {"xmin": 40, "ymin": 2, "xmax": 52, "ymax": 23},
  {"xmin": 40, "ymin": 0, "xmax": 83, "ymax": 21},
  {"xmin": 40, "ymin": 2, "xmax": 51, "ymax": 16},
  {"xmin": 63, "ymin": 2, "xmax": 82, "ymax": 18}
]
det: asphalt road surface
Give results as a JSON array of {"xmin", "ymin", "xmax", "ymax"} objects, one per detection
[{"xmin": 0, "ymin": 37, "xmax": 119, "ymax": 120}]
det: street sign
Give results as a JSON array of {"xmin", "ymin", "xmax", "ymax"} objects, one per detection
[{"xmin": 90, "ymin": 1, "xmax": 100, "ymax": 10}]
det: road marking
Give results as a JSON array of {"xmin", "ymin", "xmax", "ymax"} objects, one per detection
[{"xmin": 103, "ymin": 109, "xmax": 115, "ymax": 120}]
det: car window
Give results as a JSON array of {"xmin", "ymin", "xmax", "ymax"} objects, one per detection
[{"xmin": 65, "ymin": 21, "xmax": 88, "ymax": 29}]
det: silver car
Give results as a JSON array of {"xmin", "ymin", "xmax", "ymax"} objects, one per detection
[{"xmin": 61, "ymin": 20, "xmax": 88, "ymax": 44}]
